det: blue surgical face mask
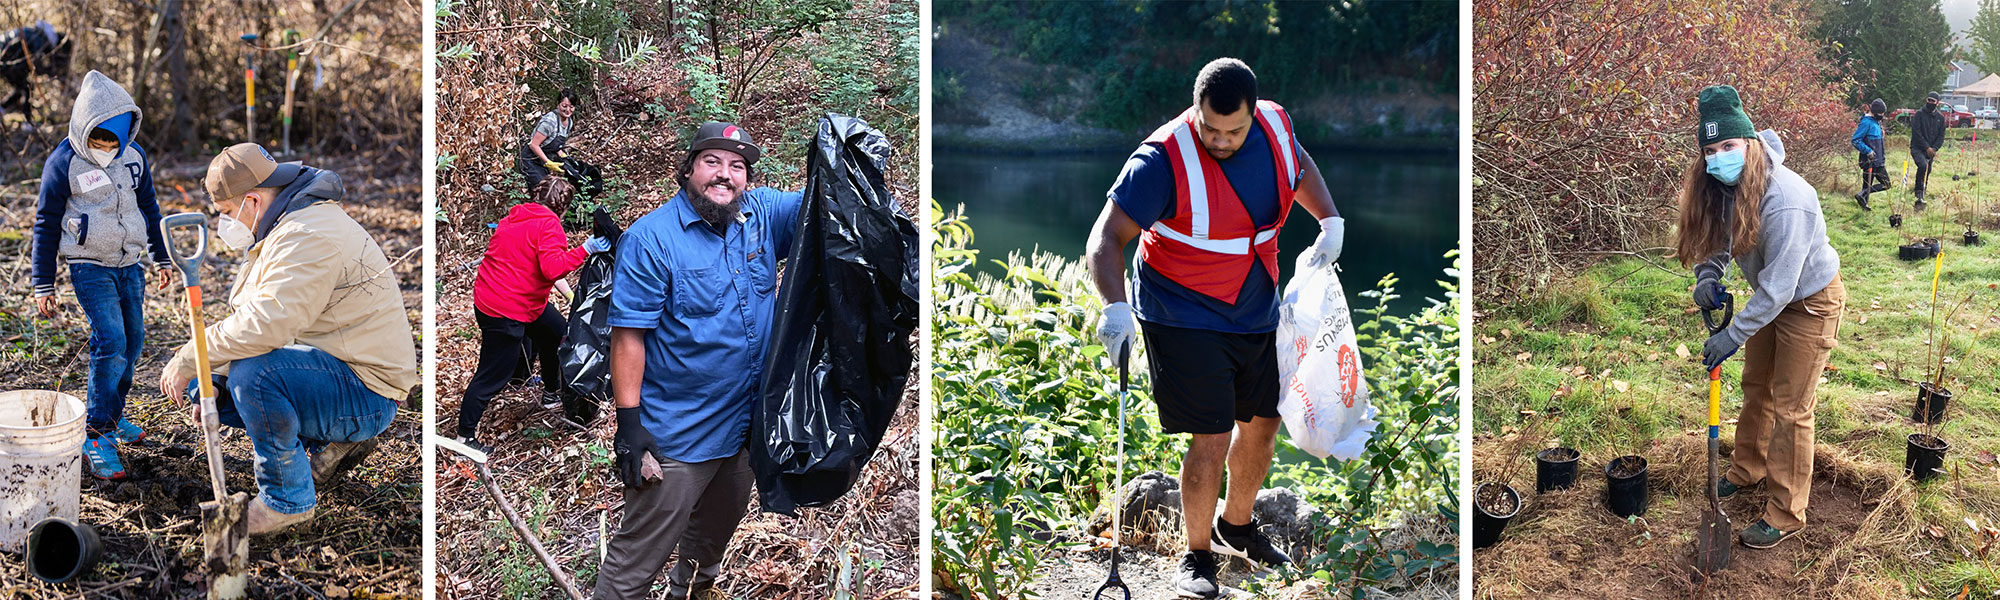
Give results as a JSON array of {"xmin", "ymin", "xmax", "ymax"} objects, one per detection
[{"xmin": 1705, "ymin": 148, "xmax": 1745, "ymax": 186}]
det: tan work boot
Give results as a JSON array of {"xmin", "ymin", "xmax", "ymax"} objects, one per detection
[
  {"xmin": 311, "ymin": 439, "xmax": 381, "ymax": 485},
  {"xmin": 248, "ymin": 495, "xmax": 316, "ymax": 537}
]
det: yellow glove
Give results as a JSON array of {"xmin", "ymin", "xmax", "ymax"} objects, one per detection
[{"xmin": 544, "ymin": 160, "xmax": 562, "ymax": 170}]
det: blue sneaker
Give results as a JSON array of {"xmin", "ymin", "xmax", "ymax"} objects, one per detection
[
  {"xmin": 82, "ymin": 435, "xmax": 128, "ymax": 480},
  {"xmin": 112, "ymin": 418, "xmax": 145, "ymax": 444}
]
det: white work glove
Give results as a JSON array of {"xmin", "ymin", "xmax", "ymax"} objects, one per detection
[
  {"xmin": 1097, "ymin": 302, "xmax": 1136, "ymax": 357},
  {"xmin": 1306, "ymin": 216, "xmax": 1345, "ymax": 267}
]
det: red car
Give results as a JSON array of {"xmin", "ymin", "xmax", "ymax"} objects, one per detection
[{"xmin": 1893, "ymin": 104, "xmax": 1977, "ymax": 127}]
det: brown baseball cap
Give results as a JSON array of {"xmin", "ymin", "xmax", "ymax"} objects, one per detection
[
  {"xmin": 688, "ymin": 121, "xmax": 761, "ymax": 166},
  {"xmin": 205, "ymin": 143, "xmax": 303, "ymax": 202}
]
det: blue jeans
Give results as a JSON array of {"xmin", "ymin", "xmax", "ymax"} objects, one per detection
[
  {"xmin": 71, "ymin": 263, "xmax": 146, "ymax": 434},
  {"xmin": 185, "ymin": 345, "xmax": 397, "ymax": 514}
]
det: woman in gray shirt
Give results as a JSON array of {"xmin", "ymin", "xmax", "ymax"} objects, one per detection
[
  {"xmin": 517, "ymin": 89, "xmax": 576, "ymax": 189},
  {"xmin": 1678, "ymin": 85, "xmax": 1844, "ymax": 551}
]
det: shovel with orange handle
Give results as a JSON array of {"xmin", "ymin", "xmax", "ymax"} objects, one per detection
[{"xmin": 161, "ymin": 212, "xmax": 249, "ymax": 600}]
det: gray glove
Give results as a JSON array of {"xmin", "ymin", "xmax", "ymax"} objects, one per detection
[{"xmin": 1701, "ymin": 331, "xmax": 1739, "ymax": 369}]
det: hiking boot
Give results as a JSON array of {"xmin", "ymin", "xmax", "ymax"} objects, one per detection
[
  {"xmin": 1854, "ymin": 192, "xmax": 1871, "ymax": 210},
  {"xmin": 456, "ymin": 436, "xmax": 493, "ymax": 456},
  {"xmin": 540, "ymin": 388, "xmax": 565, "ymax": 410},
  {"xmin": 1175, "ymin": 550, "xmax": 1221, "ymax": 599},
  {"xmin": 311, "ymin": 439, "xmax": 381, "ymax": 485},
  {"xmin": 1211, "ymin": 516, "xmax": 1292, "ymax": 567},
  {"xmin": 1716, "ymin": 478, "xmax": 1749, "ymax": 500},
  {"xmin": 111, "ymin": 418, "xmax": 145, "ymax": 444},
  {"xmin": 1739, "ymin": 519, "xmax": 1800, "ymax": 549},
  {"xmin": 1915, "ymin": 199, "xmax": 1928, "ymax": 212},
  {"xmin": 81, "ymin": 435, "xmax": 127, "ymax": 480},
  {"xmin": 248, "ymin": 495, "xmax": 316, "ymax": 537}
]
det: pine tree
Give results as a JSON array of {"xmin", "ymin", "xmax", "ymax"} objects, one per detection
[
  {"xmin": 1971, "ymin": 0, "xmax": 2000, "ymax": 77},
  {"xmin": 1818, "ymin": 0, "xmax": 1954, "ymax": 107}
]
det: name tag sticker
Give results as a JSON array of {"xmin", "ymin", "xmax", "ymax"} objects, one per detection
[{"xmin": 77, "ymin": 170, "xmax": 112, "ymax": 193}]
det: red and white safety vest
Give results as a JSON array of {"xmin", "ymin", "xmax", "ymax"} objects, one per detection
[{"xmin": 1136, "ymin": 99, "xmax": 1302, "ymax": 305}]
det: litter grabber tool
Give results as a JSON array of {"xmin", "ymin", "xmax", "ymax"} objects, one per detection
[
  {"xmin": 1093, "ymin": 342, "xmax": 1132, "ymax": 600},
  {"xmin": 162, "ymin": 212, "xmax": 250, "ymax": 600},
  {"xmin": 435, "ymin": 436, "xmax": 586, "ymax": 600},
  {"xmin": 1694, "ymin": 282, "xmax": 1734, "ymax": 580}
]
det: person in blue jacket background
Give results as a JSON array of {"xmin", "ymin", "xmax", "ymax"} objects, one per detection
[
  {"xmin": 29, "ymin": 70, "xmax": 173, "ymax": 481},
  {"xmin": 1850, "ymin": 98, "xmax": 1889, "ymax": 210}
]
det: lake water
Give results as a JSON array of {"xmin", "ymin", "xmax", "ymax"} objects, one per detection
[{"xmin": 934, "ymin": 147, "xmax": 1460, "ymax": 319}]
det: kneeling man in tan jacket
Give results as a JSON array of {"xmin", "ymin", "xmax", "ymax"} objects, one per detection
[{"xmin": 159, "ymin": 143, "xmax": 417, "ymax": 536}]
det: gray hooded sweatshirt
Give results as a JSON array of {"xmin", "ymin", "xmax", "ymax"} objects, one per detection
[
  {"xmin": 31, "ymin": 70, "xmax": 168, "ymax": 296},
  {"xmin": 1701, "ymin": 129, "xmax": 1841, "ymax": 346}
]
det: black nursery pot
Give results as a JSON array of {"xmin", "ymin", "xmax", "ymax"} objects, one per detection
[
  {"xmin": 1900, "ymin": 241, "xmax": 1931, "ymax": 260},
  {"xmin": 26, "ymin": 518, "xmax": 102, "ymax": 584},
  {"xmin": 1912, "ymin": 382, "xmax": 1953, "ymax": 424},
  {"xmin": 1906, "ymin": 433, "xmax": 1950, "ymax": 483},
  {"xmin": 1473, "ymin": 482, "xmax": 1522, "ymax": 549},
  {"xmin": 1891, "ymin": 213, "xmax": 1905, "ymax": 228},
  {"xmin": 1536, "ymin": 447, "xmax": 1581, "ymax": 493},
  {"xmin": 1966, "ymin": 230, "xmax": 1981, "ymax": 246},
  {"xmin": 1605, "ymin": 455, "xmax": 1650, "ymax": 518},
  {"xmin": 1926, "ymin": 237, "xmax": 1943, "ymax": 256}
]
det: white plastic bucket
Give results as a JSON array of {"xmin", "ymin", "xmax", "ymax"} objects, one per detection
[{"xmin": 0, "ymin": 390, "xmax": 85, "ymax": 554}]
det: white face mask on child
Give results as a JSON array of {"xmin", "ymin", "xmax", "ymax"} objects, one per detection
[{"xmin": 87, "ymin": 148, "xmax": 116, "ymax": 165}]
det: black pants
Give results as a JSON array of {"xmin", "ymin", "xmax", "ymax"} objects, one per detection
[
  {"xmin": 1912, "ymin": 151, "xmax": 1934, "ymax": 199},
  {"xmin": 458, "ymin": 304, "xmax": 567, "ymax": 439},
  {"xmin": 1858, "ymin": 155, "xmax": 1890, "ymax": 199}
]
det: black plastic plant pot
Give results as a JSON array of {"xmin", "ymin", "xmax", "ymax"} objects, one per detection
[
  {"xmin": 1535, "ymin": 447, "xmax": 1581, "ymax": 493},
  {"xmin": 1906, "ymin": 433, "xmax": 1950, "ymax": 483},
  {"xmin": 1913, "ymin": 382, "xmax": 1953, "ymax": 424},
  {"xmin": 1925, "ymin": 238, "xmax": 1942, "ymax": 257},
  {"xmin": 1900, "ymin": 242, "xmax": 1932, "ymax": 261},
  {"xmin": 1891, "ymin": 214, "xmax": 1905, "ymax": 228},
  {"xmin": 1473, "ymin": 482, "xmax": 1521, "ymax": 549},
  {"xmin": 1605, "ymin": 455, "xmax": 1650, "ymax": 518},
  {"xmin": 26, "ymin": 518, "xmax": 102, "ymax": 584},
  {"xmin": 1965, "ymin": 230, "xmax": 1980, "ymax": 246}
]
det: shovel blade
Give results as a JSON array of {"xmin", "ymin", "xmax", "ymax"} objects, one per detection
[
  {"xmin": 1694, "ymin": 504, "xmax": 1732, "ymax": 577},
  {"xmin": 200, "ymin": 492, "xmax": 250, "ymax": 600}
]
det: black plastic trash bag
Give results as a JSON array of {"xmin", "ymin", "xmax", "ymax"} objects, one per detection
[
  {"xmin": 751, "ymin": 114, "xmax": 919, "ymax": 515},
  {"xmin": 556, "ymin": 207, "xmax": 623, "ymax": 427},
  {"xmin": 561, "ymin": 157, "xmax": 604, "ymax": 199}
]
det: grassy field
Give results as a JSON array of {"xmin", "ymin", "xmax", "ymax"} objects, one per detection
[{"xmin": 1472, "ymin": 130, "xmax": 2000, "ymax": 598}]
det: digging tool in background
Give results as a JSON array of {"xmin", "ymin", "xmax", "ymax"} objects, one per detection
[
  {"xmin": 435, "ymin": 436, "xmax": 587, "ymax": 600},
  {"xmin": 1093, "ymin": 342, "xmax": 1132, "ymax": 600},
  {"xmin": 1694, "ymin": 283, "xmax": 1734, "ymax": 581},
  {"xmin": 162, "ymin": 212, "xmax": 250, "ymax": 600}
]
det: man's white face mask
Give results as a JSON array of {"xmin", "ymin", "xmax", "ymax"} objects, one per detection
[{"xmin": 216, "ymin": 196, "xmax": 256, "ymax": 251}]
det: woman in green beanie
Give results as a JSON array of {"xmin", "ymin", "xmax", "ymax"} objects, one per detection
[{"xmin": 1675, "ymin": 84, "xmax": 1845, "ymax": 550}]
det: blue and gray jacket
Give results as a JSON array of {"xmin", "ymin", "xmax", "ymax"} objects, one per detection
[
  {"xmin": 31, "ymin": 70, "xmax": 168, "ymax": 297},
  {"xmin": 1851, "ymin": 114, "xmax": 1885, "ymax": 168}
]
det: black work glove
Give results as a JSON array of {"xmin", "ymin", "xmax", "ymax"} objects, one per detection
[
  {"xmin": 613, "ymin": 406, "xmax": 660, "ymax": 489},
  {"xmin": 1692, "ymin": 257, "xmax": 1727, "ymax": 311},
  {"xmin": 1692, "ymin": 277, "xmax": 1724, "ymax": 311},
  {"xmin": 1701, "ymin": 331, "xmax": 1739, "ymax": 369}
]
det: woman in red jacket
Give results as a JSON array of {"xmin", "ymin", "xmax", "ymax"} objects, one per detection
[{"xmin": 458, "ymin": 177, "xmax": 609, "ymax": 452}]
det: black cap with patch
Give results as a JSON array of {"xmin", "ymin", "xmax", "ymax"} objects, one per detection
[{"xmin": 689, "ymin": 121, "xmax": 761, "ymax": 167}]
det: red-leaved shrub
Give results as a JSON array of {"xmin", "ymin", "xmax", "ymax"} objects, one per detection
[{"xmin": 1473, "ymin": 0, "xmax": 1855, "ymax": 297}]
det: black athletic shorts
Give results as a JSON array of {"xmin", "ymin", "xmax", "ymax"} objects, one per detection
[{"xmin": 1139, "ymin": 321, "xmax": 1280, "ymax": 435}]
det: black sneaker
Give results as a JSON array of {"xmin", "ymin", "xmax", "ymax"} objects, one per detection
[
  {"xmin": 1915, "ymin": 200, "xmax": 1928, "ymax": 212},
  {"xmin": 1176, "ymin": 550, "xmax": 1220, "ymax": 599},
  {"xmin": 1211, "ymin": 516, "xmax": 1292, "ymax": 568},
  {"xmin": 456, "ymin": 436, "xmax": 494, "ymax": 456},
  {"xmin": 540, "ymin": 389, "xmax": 564, "ymax": 409},
  {"xmin": 1854, "ymin": 192, "xmax": 1872, "ymax": 210}
]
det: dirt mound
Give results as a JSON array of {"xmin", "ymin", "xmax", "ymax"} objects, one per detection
[{"xmin": 1476, "ymin": 439, "xmax": 1915, "ymax": 599}]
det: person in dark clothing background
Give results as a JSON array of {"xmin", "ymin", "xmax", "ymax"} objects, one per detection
[
  {"xmin": 1908, "ymin": 91, "xmax": 1948, "ymax": 209},
  {"xmin": 1850, "ymin": 98, "xmax": 1890, "ymax": 210}
]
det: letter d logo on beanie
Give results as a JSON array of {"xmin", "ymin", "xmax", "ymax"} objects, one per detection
[{"xmin": 1706, "ymin": 122, "xmax": 1717, "ymax": 138}]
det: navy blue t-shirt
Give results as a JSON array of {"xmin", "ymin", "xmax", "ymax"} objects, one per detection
[{"xmin": 1109, "ymin": 121, "xmax": 1295, "ymax": 334}]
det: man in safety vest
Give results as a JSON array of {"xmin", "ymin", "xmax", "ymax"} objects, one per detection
[{"xmin": 1085, "ymin": 58, "xmax": 1341, "ymax": 598}]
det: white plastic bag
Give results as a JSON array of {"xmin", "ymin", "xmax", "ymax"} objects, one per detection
[{"xmin": 1275, "ymin": 252, "xmax": 1377, "ymax": 459}]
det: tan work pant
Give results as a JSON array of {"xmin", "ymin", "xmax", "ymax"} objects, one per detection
[{"xmin": 1726, "ymin": 275, "xmax": 1845, "ymax": 531}]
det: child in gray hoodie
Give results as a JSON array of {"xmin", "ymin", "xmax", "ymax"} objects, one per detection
[{"xmin": 30, "ymin": 70, "xmax": 173, "ymax": 481}]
